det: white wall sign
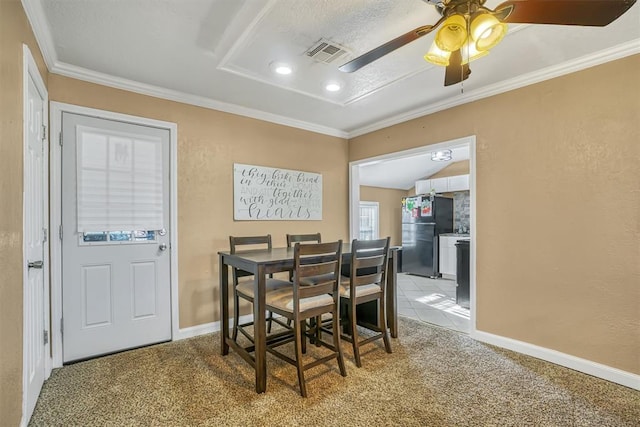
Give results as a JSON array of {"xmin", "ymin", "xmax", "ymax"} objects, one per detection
[{"xmin": 234, "ymin": 163, "xmax": 322, "ymax": 221}]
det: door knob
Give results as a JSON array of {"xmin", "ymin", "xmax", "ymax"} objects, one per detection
[
  {"xmin": 159, "ymin": 243, "xmax": 168, "ymax": 251},
  {"xmin": 28, "ymin": 260, "xmax": 44, "ymax": 269}
]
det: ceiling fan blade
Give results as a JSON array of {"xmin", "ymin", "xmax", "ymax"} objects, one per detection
[
  {"xmin": 444, "ymin": 50, "xmax": 471, "ymax": 86},
  {"xmin": 339, "ymin": 21, "xmax": 443, "ymax": 73},
  {"xmin": 495, "ymin": 0, "xmax": 637, "ymax": 26}
]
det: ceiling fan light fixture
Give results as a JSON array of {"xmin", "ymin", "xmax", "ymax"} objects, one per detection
[
  {"xmin": 431, "ymin": 149, "xmax": 452, "ymax": 162},
  {"xmin": 424, "ymin": 42, "xmax": 451, "ymax": 66},
  {"xmin": 435, "ymin": 14, "xmax": 468, "ymax": 52},
  {"xmin": 470, "ymin": 13, "xmax": 508, "ymax": 51}
]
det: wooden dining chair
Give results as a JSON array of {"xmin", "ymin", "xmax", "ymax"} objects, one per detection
[
  {"xmin": 339, "ymin": 237, "xmax": 392, "ymax": 367},
  {"xmin": 229, "ymin": 235, "xmax": 291, "ymax": 342},
  {"xmin": 265, "ymin": 240, "xmax": 346, "ymax": 397}
]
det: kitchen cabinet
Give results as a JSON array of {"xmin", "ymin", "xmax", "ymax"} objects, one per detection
[
  {"xmin": 447, "ymin": 174, "xmax": 470, "ymax": 192},
  {"xmin": 415, "ymin": 179, "xmax": 432, "ymax": 195},
  {"xmin": 415, "ymin": 174, "xmax": 469, "ymax": 195},
  {"xmin": 439, "ymin": 235, "xmax": 470, "ymax": 279},
  {"xmin": 430, "ymin": 177, "xmax": 448, "ymax": 193},
  {"xmin": 439, "ymin": 236, "xmax": 458, "ymax": 278}
]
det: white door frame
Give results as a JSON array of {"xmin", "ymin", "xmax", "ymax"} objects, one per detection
[
  {"xmin": 49, "ymin": 102, "xmax": 179, "ymax": 368},
  {"xmin": 348, "ymin": 135, "xmax": 477, "ymax": 334},
  {"xmin": 22, "ymin": 44, "xmax": 50, "ymax": 426}
]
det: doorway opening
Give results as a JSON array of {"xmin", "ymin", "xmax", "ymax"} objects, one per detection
[{"xmin": 349, "ymin": 136, "xmax": 476, "ymax": 334}]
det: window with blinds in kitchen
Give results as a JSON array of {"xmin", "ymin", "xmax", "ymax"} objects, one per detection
[{"xmin": 359, "ymin": 201, "xmax": 379, "ymax": 241}]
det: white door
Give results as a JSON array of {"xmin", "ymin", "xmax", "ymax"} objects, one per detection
[
  {"xmin": 24, "ymin": 68, "xmax": 47, "ymax": 420},
  {"xmin": 61, "ymin": 112, "xmax": 171, "ymax": 362}
]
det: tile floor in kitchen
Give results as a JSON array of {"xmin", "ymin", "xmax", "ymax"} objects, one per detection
[{"xmin": 396, "ymin": 273, "xmax": 470, "ymax": 333}]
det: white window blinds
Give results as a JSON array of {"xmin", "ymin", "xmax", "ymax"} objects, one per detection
[
  {"xmin": 76, "ymin": 126, "xmax": 164, "ymax": 232},
  {"xmin": 359, "ymin": 201, "xmax": 379, "ymax": 241}
]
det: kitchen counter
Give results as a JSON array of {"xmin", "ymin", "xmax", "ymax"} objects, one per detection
[{"xmin": 440, "ymin": 233, "xmax": 470, "ymax": 238}]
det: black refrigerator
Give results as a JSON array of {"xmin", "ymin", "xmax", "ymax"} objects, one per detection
[{"xmin": 401, "ymin": 195, "xmax": 453, "ymax": 278}]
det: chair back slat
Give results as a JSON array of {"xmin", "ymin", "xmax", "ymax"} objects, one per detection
[
  {"xmin": 286, "ymin": 233, "xmax": 321, "ymax": 247},
  {"xmin": 299, "ymin": 282, "xmax": 335, "ymax": 299},
  {"xmin": 353, "ymin": 272, "xmax": 384, "ymax": 288},
  {"xmin": 355, "ymin": 254, "xmax": 385, "ymax": 270},
  {"xmin": 299, "ymin": 261, "xmax": 335, "ymax": 277},
  {"xmin": 296, "ymin": 241, "xmax": 336, "ymax": 256},
  {"xmin": 230, "ymin": 235, "xmax": 272, "ymax": 253}
]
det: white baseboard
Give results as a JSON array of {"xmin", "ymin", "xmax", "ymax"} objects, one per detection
[
  {"xmin": 175, "ymin": 314, "xmax": 253, "ymax": 341},
  {"xmin": 472, "ymin": 330, "xmax": 640, "ymax": 391}
]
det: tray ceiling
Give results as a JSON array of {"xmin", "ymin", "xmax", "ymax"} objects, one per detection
[{"xmin": 28, "ymin": 0, "xmax": 640, "ymax": 137}]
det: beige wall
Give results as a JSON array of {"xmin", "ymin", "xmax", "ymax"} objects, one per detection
[
  {"xmin": 359, "ymin": 186, "xmax": 406, "ymax": 246},
  {"xmin": 350, "ymin": 55, "xmax": 640, "ymax": 374},
  {"xmin": 428, "ymin": 160, "xmax": 470, "ymax": 179},
  {"xmin": 2, "ymin": 2, "xmax": 638, "ymax": 421},
  {"xmin": 0, "ymin": 1, "xmax": 49, "ymax": 424},
  {"xmin": 48, "ymin": 75, "xmax": 349, "ymax": 328}
]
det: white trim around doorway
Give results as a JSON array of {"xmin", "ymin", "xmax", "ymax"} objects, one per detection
[
  {"xmin": 22, "ymin": 43, "xmax": 50, "ymax": 427},
  {"xmin": 348, "ymin": 135, "xmax": 477, "ymax": 334},
  {"xmin": 49, "ymin": 102, "xmax": 179, "ymax": 368}
]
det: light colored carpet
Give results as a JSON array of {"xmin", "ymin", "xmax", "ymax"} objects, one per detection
[{"xmin": 30, "ymin": 317, "xmax": 639, "ymax": 426}]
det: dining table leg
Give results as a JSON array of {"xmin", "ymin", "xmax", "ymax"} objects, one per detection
[
  {"xmin": 254, "ymin": 264, "xmax": 267, "ymax": 393},
  {"xmin": 219, "ymin": 253, "xmax": 229, "ymax": 355}
]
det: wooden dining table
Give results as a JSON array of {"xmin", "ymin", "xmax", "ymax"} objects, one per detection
[{"xmin": 218, "ymin": 243, "xmax": 399, "ymax": 393}]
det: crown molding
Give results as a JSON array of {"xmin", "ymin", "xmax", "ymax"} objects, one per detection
[
  {"xmin": 347, "ymin": 38, "xmax": 640, "ymax": 138},
  {"xmin": 21, "ymin": 0, "xmax": 58, "ymax": 69},
  {"xmin": 22, "ymin": 1, "xmax": 347, "ymax": 138},
  {"xmin": 50, "ymin": 62, "xmax": 348, "ymax": 138}
]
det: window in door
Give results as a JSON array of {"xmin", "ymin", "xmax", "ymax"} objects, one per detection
[{"xmin": 359, "ymin": 201, "xmax": 379, "ymax": 240}]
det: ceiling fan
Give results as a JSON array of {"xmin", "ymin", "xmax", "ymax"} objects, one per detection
[{"xmin": 338, "ymin": 0, "xmax": 637, "ymax": 86}]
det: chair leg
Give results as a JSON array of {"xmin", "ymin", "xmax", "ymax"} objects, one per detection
[
  {"xmin": 315, "ymin": 316, "xmax": 322, "ymax": 347},
  {"xmin": 294, "ymin": 320, "xmax": 307, "ymax": 397},
  {"xmin": 349, "ymin": 300, "xmax": 362, "ymax": 368},
  {"xmin": 300, "ymin": 320, "xmax": 307, "ymax": 354},
  {"xmin": 333, "ymin": 308, "xmax": 347, "ymax": 377},
  {"xmin": 232, "ymin": 292, "xmax": 240, "ymax": 341},
  {"xmin": 267, "ymin": 310, "xmax": 273, "ymax": 333},
  {"xmin": 379, "ymin": 296, "xmax": 392, "ymax": 354}
]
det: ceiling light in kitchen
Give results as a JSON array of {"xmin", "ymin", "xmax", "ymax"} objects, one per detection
[{"xmin": 431, "ymin": 149, "xmax": 452, "ymax": 161}]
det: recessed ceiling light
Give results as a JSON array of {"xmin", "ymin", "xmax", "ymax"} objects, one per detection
[
  {"xmin": 325, "ymin": 82, "xmax": 341, "ymax": 92},
  {"xmin": 270, "ymin": 62, "xmax": 293, "ymax": 75},
  {"xmin": 275, "ymin": 65, "xmax": 292, "ymax": 75}
]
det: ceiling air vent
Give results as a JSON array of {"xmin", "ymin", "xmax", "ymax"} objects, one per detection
[{"xmin": 306, "ymin": 39, "xmax": 349, "ymax": 64}]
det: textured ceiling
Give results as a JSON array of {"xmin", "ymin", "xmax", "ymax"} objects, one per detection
[{"xmin": 31, "ymin": 0, "xmax": 640, "ymax": 138}]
